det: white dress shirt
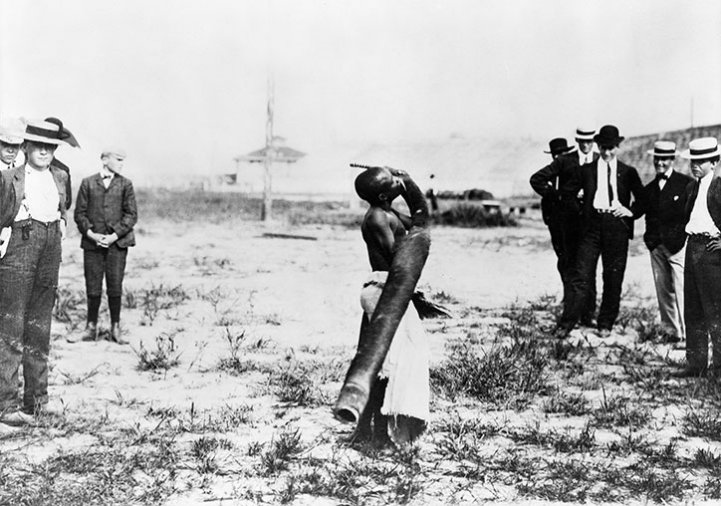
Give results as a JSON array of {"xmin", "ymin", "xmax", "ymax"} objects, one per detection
[
  {"xmin": 15, "ymin": 166, "xmax": 60, "ymax": 223},
  {"xmin": 658, "ymin": 168, "xmax": 673, "ymax": 191},
  {"xmin": 593, "ymin": 158, "xmax": 619, "ymax": 210},
  {"xmin": 686, "ymin": 171, "xmax": 721, "ymax": 236},
  {"xmin": 100, "ymin": 167, "xmax": 115, "ymax": 189}
]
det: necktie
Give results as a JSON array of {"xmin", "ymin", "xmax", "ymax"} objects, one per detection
[{"xmin": 607, "ymin": 164, "xmax": 614, "ymax": 207}]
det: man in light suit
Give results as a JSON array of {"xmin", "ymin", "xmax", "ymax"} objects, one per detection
[
  {"xmin": 677, "ymin": 137, "xmax": 721, "ymax": 377},
  {"xmin": 640, "ymin": 141, "xmax": 692, "ymax": 343},
  {"xmin": 72, "ymin": 148, "xmax": 137, "ymax": 344},
  {"xmin": 530, "ymin": 128, "xmax": 599, "ymax": 327},
  {"xmin": 0, "ymin": 120, "xmax": 69, "ymax": 425},
  {"xmin": 555, "ymin": 125, "xmax": 645, "ymax": 338}
]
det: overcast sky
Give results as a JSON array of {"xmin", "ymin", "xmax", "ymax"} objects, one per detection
[{"xmin": 1, "ymin": 0, "xmax": 719, "ymax": 183}]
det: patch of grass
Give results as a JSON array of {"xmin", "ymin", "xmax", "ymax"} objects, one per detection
[
  {"xmin": 271, "ymin": 359, "xmax": 328, "ymax": 407},
  {"xmin": 135, "ymin": 330, "xmax": 182, "ymax": 371},
  {"xmin": 683, "ymin": 409, "xmax": 721, "ymax": 441},
  {"xmin": 541, "ymin": 391, "xmax": 591, "ymax": 416},
  {"xmin": 191, "ymin": 436, "xmax": 233, "ymax": 474},
  {"xmin": 53, "ymin": 286, "xmax": 86, "ymax": 331},
  {"xmin": 139, "ymin": 284, "xmax": 191, "ymax": 325},
  {"xmin": 431, "ymin": 337, "xmax": 548, "ymax": 407},
  {"xmin": 260, "ymin": 426, "xmax": 304, "ymax": 475},
  {"xmin": 592, "ymin": 391, "xmax": 651, "ymax": 428}
]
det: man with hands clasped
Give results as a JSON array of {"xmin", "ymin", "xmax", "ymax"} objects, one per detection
[{"xmin": 71, "ymin": 148, "xmax": 137, "ymax": 344}]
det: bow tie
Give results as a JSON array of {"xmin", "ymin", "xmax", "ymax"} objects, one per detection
[
  {"xmin": 657, "ymin": 174, "xmax": 669, "ymax": 181},
  {"xmin": 102, "ymin": 174, "xmax": 112, "ymax": 180}
]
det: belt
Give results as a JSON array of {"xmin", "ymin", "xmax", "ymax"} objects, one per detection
[
  {"xmin": 688, "ymin": 232, "xmax": 719, "ymax": 241},
  {"xmin": 12, "ymin": 218, "xmax": 60, "ymax": 229}
]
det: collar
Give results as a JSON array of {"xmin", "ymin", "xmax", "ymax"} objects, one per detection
[
  {"xmin": 598, "ymin": 157, "xmax": 617, "ymax": 171},
  {"xmin": 100, "ymin": 167, "xmax": 115, "ymax": 179}
]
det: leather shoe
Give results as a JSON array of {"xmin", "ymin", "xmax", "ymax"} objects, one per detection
[
  {"xmin": 67, "ymin": 322, "xmax": 97, "ymax": 343},
  {"xmin": 110, "ymin": 322, "xmax": 128, "ymax": 345},
  {"xmin": 1, "ymin": 409, "xmax": 34, "ymax": 426}
]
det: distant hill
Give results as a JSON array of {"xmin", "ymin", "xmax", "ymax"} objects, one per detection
[{"xmin": 619, "ymin": 123, "xmax": 721, "ymax": 184}]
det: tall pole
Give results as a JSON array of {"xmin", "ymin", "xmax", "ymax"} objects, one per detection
[{"xmin": 262, "ymin": 76, "xmax": 275, "ymax": 221}]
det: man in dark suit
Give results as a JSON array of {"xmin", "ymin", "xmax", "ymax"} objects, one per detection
[
  {"xmin": 0, "ymin": 120, "xmax": 69, "ymax": 425},
  {"xmin": 555, "ymin": 125, "xmax": 645, "ymax": 338},
  {"xmin": 72, "ymin": 148, "xmax": 137, "ymax": 344},
  {"xmin": 641, "ymin": 141, "xmax": 692, "ymax": 343},
  {"xmin": 678, "ymin": 137, "xmax": 721, "ymax": 376},
  {"xmin": 530, "ymin": 128, "xmax": 599, "ymax": 326}
]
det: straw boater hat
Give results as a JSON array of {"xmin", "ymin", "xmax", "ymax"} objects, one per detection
[
  {"xmin": 646, "ymin": 140, "xmax": 678, "ymax": 158},
  {"xmin": 0, "ymin": 118, "xmax": 24, "ymax": 145},
  {"xmin": 544, "ymin": 137, "xmax": 577, "ymax": 155},
  {"xmin": 20, "ymin": 119, "xmax": 67, "ymax": 145},
  {"xmin": 575, "ymin": 126, "xmax": 596, "ymax": 141},
  {"xmin": 681, "ymin": 137, "xmax": 721, "ymax": 160}
]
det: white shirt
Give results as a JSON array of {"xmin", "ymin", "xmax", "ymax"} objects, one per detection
[
  {"xmin": 100, "ymin": 167, "xmax": 115, "ymax": 189},
  {"xmin": 593, "ymin": 158, "xmax": 619, "ymax": 210},
  {"xmin": 15, "ymin": 166, "xmax": 60, "ymax": 223},
  {"xmin": 579, "ymin": 152, "xmax": 594, "ymax": 166},
  {"xmin": 658, "ymin": 168, "xmax": 673, "ymax": 191},
  {"xmin": 686, "ymin": 171, "xmax": 721, "ymax": 236},
  {"xmin": 0, "ymin": 160, "xmax": 13, "ymax": 171}
]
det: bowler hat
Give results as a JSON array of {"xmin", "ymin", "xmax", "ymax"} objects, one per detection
[
  {"xmin": 646, "ymin": 140, "xmax": 677, "ymax": 158},
  {"xmin": 593, "ymin": 125, "xmax": 624, "ymax": 147},
  {"xmin": 544, "ymin": 137, "xmax": 577, "ymax": 155},
  {"xmin": 681, "ymin": 137, "xmax": 721, "ymax": 160},
  {"xmin": 21, "ymin": 119, "xmax": 67, "ymax": 145}
]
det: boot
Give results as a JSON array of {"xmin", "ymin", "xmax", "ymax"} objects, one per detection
[
  {"xmin": 110, "ymin": 322, "xmax": 128, "ymax": 345},
  {"xmin": 67, "ymin": 322, "xmax": 97, "ymax": 343}
]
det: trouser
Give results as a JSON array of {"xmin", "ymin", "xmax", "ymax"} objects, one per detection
[
  {"xmin": 83, "ymin": 246, "xmax": 128, "ymax": 297},
  {"xmin": 0, "ymin": 219, "xmax": 61, "ymax": 412},
  {"xmin": 559, "ymin": 213, "xmax": 629, "ymax": 330},
  {"xmin": 650, "ymin": 244, "xmax": 686, "ymax": 339},
  {"xmin": 547, "ymin": 209, "xmax": 596, "ymax": 320},
  {"xmin": 684, "ymin": 235, "xmax": 721, "ymax": 372}
]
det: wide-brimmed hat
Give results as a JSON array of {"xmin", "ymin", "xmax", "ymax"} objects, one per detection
[
  {"xmin": 681, "ymin": 137, "xmax": 721, "ymax": 160},
  {"xmin": 544, "ymin": 137, "xmax": 577, "ymax": 155},
  {"xmin": 647, "ymin": 140, "xmax": 678, "ymax": 158},
  {"xmin": 593, "ymin": 125, "xmax": 624, "ymax": 147},
  {"xmin": 0, "ymin": 118, "xmax": 24, "ymax": 145},
  {"xmin": 44, "ymin": 117, "xmax": 80, "ymax": 148},
  {"xmin": 575, "ymin": 126, "xmax": 596, "ymax": 142},
  {"xmin": 21, "ymin": 119, "xmax": 67, "ymax": 145}
]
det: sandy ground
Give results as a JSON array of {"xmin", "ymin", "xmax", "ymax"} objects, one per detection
[{"xmin": 3, "ymin": 213, "xmax": 691, "ymax": 505}]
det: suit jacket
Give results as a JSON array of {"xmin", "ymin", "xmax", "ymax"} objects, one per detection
[
  {"xmin": 530, "ymin": 152, "xmax": 599, "ymax": 225},
  {"xmin": 684, "ymin": 175, "xmax": 721, "ymax": 232},
  {"xmin": 50, "ymin": 158, "xmax": 73, "ymax": 210},
  {"xmin": 642, "ymin": 170, "xmax": 693, "ymax": 254},
  {"xmin": 579, "ymin": 159, "xmax": 645, "ymax": 239},
  {"xmin": 0, "ymin": 165, "xmax": 69, "ymax": 229},
  {"xmin": 74, "ymin": 173, "xmax": 137, "ymax": 250}
]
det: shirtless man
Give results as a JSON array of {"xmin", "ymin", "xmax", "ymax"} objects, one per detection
[{"xmin": 351, "ymin": 166, "xmax": 430, "ymax": 447}]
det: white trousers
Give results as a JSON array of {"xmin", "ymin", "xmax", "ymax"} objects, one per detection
[{"xmin": 650, "ymin": 244, "xmax": 686, "ymax": 339}]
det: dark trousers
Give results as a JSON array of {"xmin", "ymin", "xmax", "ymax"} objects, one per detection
[
  {"xmin": 684, "ymin": 235, "xmax": 721, "ymax": 372},
  {"xmin": 83, "ymin": 246, "xmax": 128, "ymax": 298},
  {"xmin": 560, "ymin": 213, "xmax": 629, "ymax": 330},
  {"xmin": 548, "ymin": 208, "xmax": 596, "ymax": 320},
  {"xmin": 0, "ymin": 220, "xmax": 61, "ymax": 412}
]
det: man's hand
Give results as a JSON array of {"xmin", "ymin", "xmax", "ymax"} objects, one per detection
[
  {"xmin": 611, "ymin": 204, "xmax": 633, "ymax": 218},
  {"xmin": 0, "ymin": 227, "xmax": 11, "ymax": 258},
  {"xmin": 707, "ymin": 237, "xmax": 721, "ymax": 252},
  {"xmin": 98, "ymin": 232, "xmax": 118, "ymax": 248},
  {"xmin": 385, "ymin": 166, "xmax": 408, "ymax": 178},
  {"xmin": 87, "ymin": 230, "xmax": 106, "ymax": 247}
]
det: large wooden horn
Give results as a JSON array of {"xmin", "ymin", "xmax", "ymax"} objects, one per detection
[{"xmin": 334, "ymin": 173, "xmax": 430, "ymax": 423}]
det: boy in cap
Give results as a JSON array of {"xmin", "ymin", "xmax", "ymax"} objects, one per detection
[
  {"xmin": 678, "ymin": 137, "xmax": 721, "ymax": 376},
  {"xmin": 0, "ymin": 126, "xmax": 23, "ymax": 171},
  {"xmin": 530, "ymin": 128, "xmax": 599, "ymax": 327},
  {"xmin": 72, "ymin": 148, "xmax": 137, "ymax": 344},
  {"xmin": 640, "ymin": 141, "xmax": 692, "ymax": 343},
  {"xmin": 0, "ymin": 119, "xmax": 69, "ymax": 425},
  {"xmin": 555, "ymin": 125, "xmax": 645, "ymax": 338}
]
